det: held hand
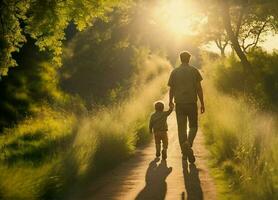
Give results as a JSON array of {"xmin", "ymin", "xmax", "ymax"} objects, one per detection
[
  {"xmin": 200, "ymin": 104, "xmax": 205, "ymax": 114},
  {"xmin": 169, "ymin": 102, "xmax": 174, "ymax": 109},
  {"xmin": 169, "ymin": 101, "xmax": 174, "ymax": 108}
]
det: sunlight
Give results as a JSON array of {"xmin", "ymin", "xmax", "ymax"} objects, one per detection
[{"xmin": 152, "ymin": 0, "xmax": 200, "ymax": 36}]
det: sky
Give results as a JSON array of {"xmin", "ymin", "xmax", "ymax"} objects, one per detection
[
  {"xmin": 262, "ymin": 35, "xmax": 278, "ymax": 52},
  {"xmin": 151, "ymin": 0, "xmax": 278, "ymax": 55},
  {"xmin": 206, "ymin": 34, "xmax": 278, "ymax": 54}
]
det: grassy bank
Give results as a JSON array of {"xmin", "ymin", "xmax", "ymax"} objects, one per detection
[
  {"xmin": 202, "ymin": 60, "xmax": 278, "ymax": 199},
  {"xmin": 0, "ymin": 107, "xmax": 76, "ymax": 199},
  {"xmin": 0, "ymin": 52, "xmax": 170, "ymax": 199}
]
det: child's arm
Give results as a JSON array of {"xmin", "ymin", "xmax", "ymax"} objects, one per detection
[{"xmin": 165, "ymin": 104, "xmax": 174, "ymax": 116}]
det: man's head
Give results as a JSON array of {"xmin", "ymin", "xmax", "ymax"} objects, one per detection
[
  {"xmin": 154, "ymin": 101, "xmax": 164, "ymax": 112},
  {"xmin": 180, "ymin": 51, "xmax": 191, "ymax": 64}
]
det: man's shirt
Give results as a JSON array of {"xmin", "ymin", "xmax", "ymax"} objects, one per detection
[{"xmin": 168, "ymin": 64, "xmax": 203, "ymax": 104}]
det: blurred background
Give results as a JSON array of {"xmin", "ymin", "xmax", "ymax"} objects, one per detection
[{"xmin": 0, "ymin": 0, "xmax": 277, "ymax": 199}]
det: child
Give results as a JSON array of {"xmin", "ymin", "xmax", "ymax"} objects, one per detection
[{"xmin": 149, "ymin": 101, "xmax": 174, "ymax": 160}]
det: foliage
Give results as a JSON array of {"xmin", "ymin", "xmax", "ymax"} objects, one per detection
[
  {"xmin": 0, "ymin": 47, "xmax": 170, "ymax": 199},
  {"xmin": 198, "ymin": 9, "xmax": 229, "ymax": 57},
  {"xmin": 0, "ymin": 107, "xmax": 76, "ymax": 200},
  {"xmin": 202, "ymin": 60, "xmax": 278, "ymax": 199},
  {"xmin": 60, "ymin": 1, "xmax": 176, "ymax": 106},
  {"xmin": 211, "ymin": 49, "xmax": 278, "ymax": 111},
  {"xmin": 60, "ymin": 5, "xmax": 134, "ymax": 105},
  {"xmin": 0, "ymin": 40, "xmax": 85, "ymax": 131},
  {"xmin": 0, "ymin": 0, "xmax": 121, "ymax": 76},
  {"xmin": 197, "ymin": 0, "xmax": 278, "ymax": 69}
]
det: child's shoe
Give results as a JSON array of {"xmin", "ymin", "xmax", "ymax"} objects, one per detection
[{"xmin": 156, "ymin": 151, "xmax": 161, "ymax": 157}]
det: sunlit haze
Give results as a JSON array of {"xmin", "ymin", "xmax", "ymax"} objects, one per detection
[
  {"xmin": 151, "ymin": 0, "xmax": 277, "ymax": 54},
  {"xmin": 151, "ymin": 0, "xmax": 202, "ymax": 37}
]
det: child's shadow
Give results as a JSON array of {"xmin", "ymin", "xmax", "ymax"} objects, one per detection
[{"xmin": 135, "ymin": 158, "xmax": 172, "ymax": 200}]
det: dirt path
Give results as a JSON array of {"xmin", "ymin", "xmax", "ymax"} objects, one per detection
[{"xmin": 73, "ymin": 113, "xmax": 217, "ymax": 200}]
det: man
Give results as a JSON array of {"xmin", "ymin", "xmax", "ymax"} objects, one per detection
[{"xmin": 168, "ymin": 51, "xmax": 205, "ymax": 163}]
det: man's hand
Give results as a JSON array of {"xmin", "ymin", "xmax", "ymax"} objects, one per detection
[
  {"xmin": 200, "ymin": 104, "xmax": 205, "ymax": 114},
  {"xmin": 169, "ymin": 102, "xmax": 174, "ymax": 110},
  {"xmin": 169, "ymin": 101, "xmax": 174, "ymax": 108}
]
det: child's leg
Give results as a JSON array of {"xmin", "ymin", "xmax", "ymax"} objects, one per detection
[
  {"xmin": 161, "ymin": 133, "xmax": 168, "ymax": 150},
  {"xmin": 161, "ymin": 133, "xmax": 168, "ymax": 159},
  {"xmin": 154, "ymin": 133, "xmax": 161, "ymax": 157}
]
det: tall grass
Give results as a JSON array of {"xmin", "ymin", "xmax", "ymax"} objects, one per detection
[
  {"xmin": 0, "ymin": 107, "xmax": 76, "ymax": 200},
  {"xmin": 0, "ymin": 52, "xmax": 170, "ymax": 199},
  {"xmin": 202, "ymin": 59, "xmax": 278, "ymax": 199}
]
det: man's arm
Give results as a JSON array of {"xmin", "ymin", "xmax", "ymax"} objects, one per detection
[
  {"xmin": 168, "ymin": 70, "xmax": 175, "ymax": 108},
  {"xmin": 197, "ymin": 82, "xmax": 205, "ymax": 114},
  {"xmin": 149, "ymin": 117, "xmax": 153, "ymax": 134},
  {"xmin": 169, "ymin": 87, "xmax": 174, "ymax": 107}
]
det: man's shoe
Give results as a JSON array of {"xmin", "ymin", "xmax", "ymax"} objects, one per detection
[
  {"xmin": 182, "ymin": 141, "xmax": 195, "ymax": 163},
  {"xmin": 162, "ymin": 149, "xmax": 167, "ymax": 160}
]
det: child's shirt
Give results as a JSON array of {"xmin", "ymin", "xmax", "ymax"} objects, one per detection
[{"xmin": 149, "ymin": 110, "xmax": 172, "ymax": 133}]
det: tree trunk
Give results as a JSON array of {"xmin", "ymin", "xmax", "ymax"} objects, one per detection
[
  {"xmin": 220, "ymin": 48, "xmax": 225, "ymax": 58},
  {"xmin": 220, "ymin": 0, "xmax": 252, "ymax": 72},
  {"xmin": 214, "ymin": 39, "xmax": 226, "ymax": 58}
]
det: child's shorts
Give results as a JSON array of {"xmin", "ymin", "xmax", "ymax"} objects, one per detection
[{"xmin": 154, "ymin": 131, "xmax": 168, "ymax": 149}]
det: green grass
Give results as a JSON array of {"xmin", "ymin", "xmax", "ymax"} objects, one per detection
[
  {"xmin": 201, "ymin": 62, "xmax": 278, "ymax": 199},
  {"xmin": 0, "ymin": 107, "xmax": 76, "ymax": 200},
  {"xmin": 0, "ymin": 66, "xmax": 169, "ymax": 199},
  {"xmin": 0, "ymin": 104, "xmax": 152, "ymax": 200},
  {"xmin": 0, "ymin": 104, "xmax": 151, "ymax": 199}
]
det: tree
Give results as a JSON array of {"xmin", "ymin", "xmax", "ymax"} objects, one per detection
[
  {"xmin": 0, "ymin": 0, "xmax": 120, "ymax": 76},
  {"xmin": 220, "ymin": 0, "xmax": 252, "ymax": 71},
  {"xmin": 236, "ymin": 7, "xmax": 276, "ymax": 54},
  {"xmin": 199, "ymin": 13, "xmax": 229, "ymax": 57},
  {"xmin": 198, "ymin": 0, "xmax": 278, "ymax": 72}
]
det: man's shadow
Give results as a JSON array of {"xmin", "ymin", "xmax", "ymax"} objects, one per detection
[
  {"xmin": 181, "ymin": 161, "xmax": 203, "ymax": 200},
  {"xmin": 135, "ymin": 158, "xmax": 172, "ymax": 200}
]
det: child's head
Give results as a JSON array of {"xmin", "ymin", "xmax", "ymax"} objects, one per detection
[{"xmin": 154, "ymin": 101, "xmax": 164, "ymax": 112}]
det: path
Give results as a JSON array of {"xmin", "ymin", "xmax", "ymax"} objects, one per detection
[{"xmin": 72, "ymin": 113, "xmax": 217, "ymax": 200}]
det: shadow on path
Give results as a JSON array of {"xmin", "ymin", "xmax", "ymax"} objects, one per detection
[
  {"xmin": 135, "ymin": 158, "xmax": 172, "ymax": 200},
  {"xmin": 181, "ymin": 161, "xmax": 203, "ymax": 200}
]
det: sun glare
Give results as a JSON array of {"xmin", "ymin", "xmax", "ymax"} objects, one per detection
[{"xmin": 152, "ymin": 0, "xmax": 199, "ymax": 36}]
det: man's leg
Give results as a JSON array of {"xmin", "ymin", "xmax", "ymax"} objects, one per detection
[
  {"xmin": 188, "ymin": 103, "xmax": 198, "ymax": 147},
  {"xmin": 175, "ymin": 104, "xmax": 187, "ymax": 154}
]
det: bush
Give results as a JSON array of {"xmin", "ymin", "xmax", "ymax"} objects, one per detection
[
  {"xmin": 0, "ymin": 107, "xmax": 76, "ymax": 199},
  {"xmin": 0, "ymin": 98, "xmax": 153, "ymax": 199},
  {"xmin": 0, "ymin": 52, "xmax": 170, "ymax": 199},
  {"xmin": 211, "ymin": 49, "xmax": 278, "ymax": 111},
  {"xmin": 202, "ymin": 59, "xmax": 278, "ymax": 199},
  {"xmin": 0, "ymin": 41, "xmax": 76, "ymax": 131}
]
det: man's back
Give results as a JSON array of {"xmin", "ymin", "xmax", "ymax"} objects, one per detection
[
  {"xmin": 168, "ymin": 51, "xmax": 205, "ymax": 163},
  {"xmin": 168, "ymin": 64, "xmax": 202, "ymax": 104}
]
